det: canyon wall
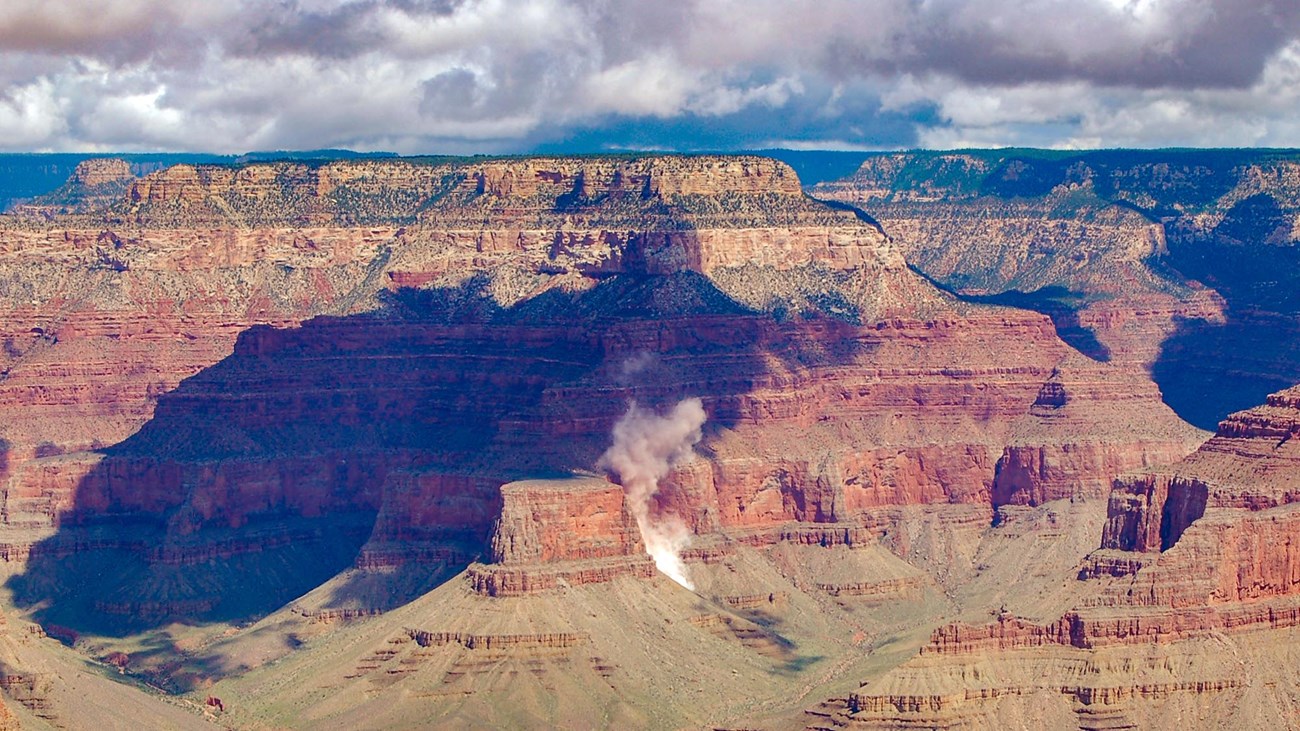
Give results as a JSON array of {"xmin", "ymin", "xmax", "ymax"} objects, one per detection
[
  {"xmin": 816, "ymin": 150, "xmax": 1300, "ymax": 430},
  {"xmin": 803, "ymin": 151, "xmax": 1300, "ymax": 729},
  {"xmin": 831, "ymin": 383, "xmax": 1300, "ymax": 729},
  {"xmin": 0, "ymin": 155, "xmax": 1204, "ymax": 632},
  {"xmin": 2, "ymin": 150, "xmax": 1297, "ymax": 728}
]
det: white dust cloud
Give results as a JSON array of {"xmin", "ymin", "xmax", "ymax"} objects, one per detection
[{"xmin": 598, "ymin": 397, "xmax": 705, "ymax": 590}]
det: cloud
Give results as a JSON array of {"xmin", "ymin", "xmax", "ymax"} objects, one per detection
[
  {"xmin": 0, "ymin": 79, "xmax": 66, "ymax": 148},
  {"xmin": 598, "ymin": 397, "xmax": 706, "ymax": 590},
  {"xmin": 0, "ymin": 0, "xmax": 1298, "ymax": 152},
  {"xmin": 888, "ymin": 0, "xmax": 1300, "ymax": 90},
  {"xmin": 900, "ymin": 39, "xmax": 1300, "ymax": 149},
  {"xmin": 0, "ymin": 1, "xmax": 229, "ymax": 64},
  {"xmin": 580, "ymin": 53, "xmax": 703, "ymax": 118}
]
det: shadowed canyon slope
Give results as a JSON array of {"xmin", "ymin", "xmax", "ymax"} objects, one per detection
[
  {"xmin": 808, "ymin": 150, "xmax": 1300, "ymax": 731},
  {"xmin": 0, "ymin": 152, "xmax": 1291, "ymax": 728},
  {"xmin": 816, "ymin": 149, "xmax": 1300, "ymax": 429}
]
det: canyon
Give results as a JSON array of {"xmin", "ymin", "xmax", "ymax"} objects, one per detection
[
  {"xmin": 825, "ymin": 383, "xmax": 1300, "ymax": 730},
  {"xmin": 0, "ymin": 150, "xmax": 1293, "ymax": 728}
]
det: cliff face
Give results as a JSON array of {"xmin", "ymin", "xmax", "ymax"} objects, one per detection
[
  {"xmin": 836, "ymin": 383, "xmax": 1300, "ymax": 729},
  {"xmin": 0, "ymin": 149, "xmax": 1263, "ymax": 728},
  {"xmin": 0, "ymin": 155, "xmax": 1206, "ymax": 642},
  {"xmin": 109, "ymin": 156, "xmax": 890, "ymax": 279},
  {"xmin": 1102, "ymin": 385, "xmax": 1300, "ymax": 553},
  {"xmin": 119, "ymin": 156, "xmax": 808, "ymax": 227},
  {"xmin": 469, "ymin": 477, "xmax": 655, "ymax": 597},
  {"xmin": 816, "ymin": 150, "xmax": 1300, "ymax": 434},
  {"xmin": 805, "ymin": 151, "xmax": 1300, "ymax": 729}
]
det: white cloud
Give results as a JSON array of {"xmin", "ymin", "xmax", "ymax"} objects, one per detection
[
  {"xmin": 580, "ymin": 53, "xmax": 702, "ymax": 118},
  {"xmin": 0, "ymin": 78, "xmax": 66, "ymax": 149},
  {"xmin": 912, "ymin": 40, "xmax": 1300, "ymax": 149},
  {"xmin": 687, "ymin": 76, "xmax": 803, "ymax": 117},
  {"xmin": 0, "ymin": 0, "xmax": 1297, "ymax": 151}
]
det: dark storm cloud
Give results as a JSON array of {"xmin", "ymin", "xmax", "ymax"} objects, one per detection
[
  {"xmin": 532, "ymin": 79, "xmax": 925, "ymax": 152},
  {"xmin": 0, "ymin": 2, "xmax": 220, "ymax": 66},
  {"xmin": 891, "ymin": 0, "xmax": 1300, "ymax": 89},
  {"xmin": 231, "ymin": 5, "xmax": 385, "ymax": 60},
  {"xmin": 0, "ymin": 0, "xmax": 1298, "ymax": 152},
  {"xmin": 223, "ymin": 1, "xmax": 462, "ymax": 60}
]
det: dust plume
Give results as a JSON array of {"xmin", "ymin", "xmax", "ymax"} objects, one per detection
[
  {"xmin": 598, "ymin": 397, "xmax": 705, "ymax": 590},
  {"xmin": 619, "ymin": 350, "xmax": 657, "ymax": 379}
]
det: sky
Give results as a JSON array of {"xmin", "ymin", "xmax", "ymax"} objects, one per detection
[{"xmin": 1, "ymin": 0, "xmax": 1299, "ymax": 153}]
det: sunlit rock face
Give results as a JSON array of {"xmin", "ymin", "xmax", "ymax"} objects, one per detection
[
  {"xmin": 1, "ymin": 151, "xmax": 1284, "ymax": 729},
  {"xmin": 0, "ymin": 155, "xmax": 1203, "ymax": 626}
]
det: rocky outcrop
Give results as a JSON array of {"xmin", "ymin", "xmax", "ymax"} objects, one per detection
[
  {"xmin": 0, "ymin": 155, "xmax": 1204, "ymax": 634},
  {"xmin": 834, "ymin": 384, "xmax": 1300, "ymax": 729},
  {"xmin": 71, "ymin": 159, "xmax": 133, "ymax": 189},
  {"xmin": 991, "ymin": 360, "xmax": 1205, "ymax": 507},
  {"xmin": 121, "ymin": 156, "xmax": 817, "ymax": 229},
  {"xmin": 0, "ymin": 617, "xmax": 54, "ymax": 725},
  {"xmin": 816, "ymin": 152, "xmax": 1172, "ymax": 260},
  {"xmin": 983, "ymin": 383, "xmax": 1300, "ymax": 637},
  {"xmin": 467, "ymin": 477, "xmax": 654, "ymax": 597},
  {"xmin": 815, "ymin": 152, "xmax": 1216, "ymax": 366},
  {"xmin": 1101, "ymin": 385, "xmax": 1300, "ymax": 554},
  {"xmin": 818, "ymin": 638, "xmax": 1261, "ymax": 731},
  {"xmin": 9, "ymin": 158, "xmax": 138, "ymax": 219},
  {"xmin": 814, "ymin": 151, "xmax": 1300, "ymax": 437},
  {"xmin": 489, "ymin": 478, "xmax": 642, "ymax": 564}
]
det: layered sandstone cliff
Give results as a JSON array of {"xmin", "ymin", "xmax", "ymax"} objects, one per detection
[
  {"xmin": 0, "ymin": 154, "xmax": 1236, "ymax": 730},
  {"xmin": 829, "ymin": 384, "xmax": 1300, "ymax": 729},
  {"xmin": 815, "ymin": 151, "xmax": 1300, "ymax": 438},
  {"xmin": 9, "ymin": 147, "xmax": 1300, "ymax": 731},
  {"xmin": 469, "ymin": 477, "xmax": 654, "ymax": 596},
  {"xmin": 0, "ymin": 154, "xmax": 1207, "ymax": 635}
]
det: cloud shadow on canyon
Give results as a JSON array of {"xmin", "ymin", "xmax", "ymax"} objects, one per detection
[
  {"xmin": 1149, "ymin": 208, "xmax": 1300, "ymax": 430},
  {"xmin": 906, "ymin": 266, "xmax": 1111, "ymax": 363},
  {"xmin": 1151, "ymin": 313, "xmax": 1300, "ymax": 431},
  {"xmin": 954, "ymin": 286, "xmax": 1111, "ymax": 363},
  {"xmin": 4, "ymin": 271, "xmax": 874, "ymax": 643}
]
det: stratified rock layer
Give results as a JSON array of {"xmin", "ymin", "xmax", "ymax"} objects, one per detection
[
  {"xmin": 815, "ymin": 151, "xmax": 1300, "ymax": 433},
  {"xmin": 0, "ymin": 154, "xmax": 1208, "ymax": 634},
  {"xmin": 468, "ymin": 477, "xmax": 654, "ymax": 597},
  {"xmin": 831, "ymin": 384, "xmax": 1300, "ymax": 729}
]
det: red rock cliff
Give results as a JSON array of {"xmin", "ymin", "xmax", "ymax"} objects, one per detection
[{"xmin": 0, "ymin": 155, "xmax": 1203, "ymax": 622}]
